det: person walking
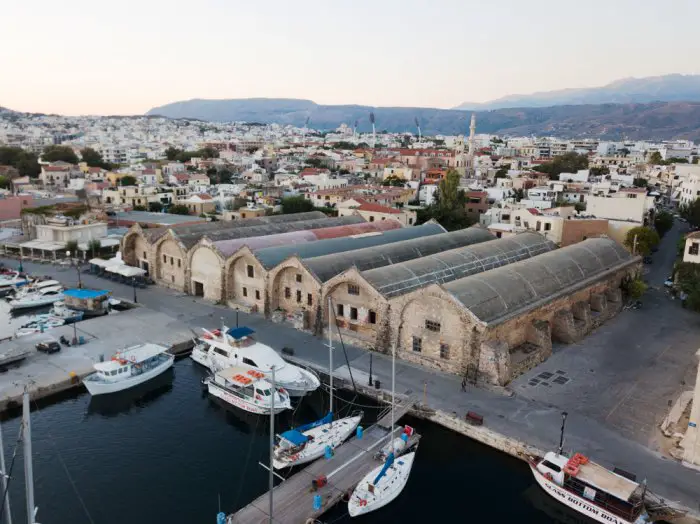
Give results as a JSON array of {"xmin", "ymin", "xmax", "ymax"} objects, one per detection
[{"xmin": 461, "ymin": 376, "xmax": 467, "ymax": 392}]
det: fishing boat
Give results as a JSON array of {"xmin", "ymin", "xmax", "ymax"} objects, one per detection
[
  {"xmin": 191, "ymin": 325, "xmax": 320, "ymax": 397},
  {"xmin": 204, "ymin": 365, "xmax": 291, "ymax": 415},
  {"xmin": 273, "ymin": 298, "xmax": 362, "ymax": 469},
  {"xmin": 348, "ymin": 342, "xmax": 417, "ymax": 518},
  {"xmin": 9, "ymin": 285, "xmax": 64, "ymax": 311},
  {"xmin": 528, "ymin": 413, "xmax": 648, "ymax": 524},
  {"xmin": 49, "ymin": 301, "xmax": 84, "ymax": 323},
  {"xmin": 83, "ymin": 343, "xmax": 174, "ymax": 395}
]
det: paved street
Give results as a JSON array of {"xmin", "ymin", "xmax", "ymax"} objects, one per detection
[{"xmin": 4, "ymin": 242, "xmax": 700, "ymax": 513}]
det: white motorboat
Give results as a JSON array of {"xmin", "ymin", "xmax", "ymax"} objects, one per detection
[
  {"xmin": 16, "ymin": 318, "xmax": 65, "ymax": 337},
  {"xmin": 348, "ymin": 451, "xmax": 416, "ymax": 517},
  {"xmin": 9, "ymin": 285, "xmax": 64, "ymax": 311},
  {"xmin": 83, "ymin": 343, "xmax": 174, "ymax": 395},
  {"xmin": 273, "ymin": 299, "xmax": 362, "ymax": 469},
  {"xmin": 191, "ymin": 325, "xmax": 320, "ymax": 397},
  {"xmin": 10, "ymin": 279, "xmax": 61, "ymax": 299},
  {"xmin": 205, "ymin": 365, "xmax": 291, "ymax": 415},
  {"xmin": 0, "ymin": 272, "xmax": 29, "ymax": 292}
]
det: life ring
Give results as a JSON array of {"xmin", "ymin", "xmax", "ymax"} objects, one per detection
[{"xmin": 358, "ymin": 499, "xmax": 367, "ymax": 507}]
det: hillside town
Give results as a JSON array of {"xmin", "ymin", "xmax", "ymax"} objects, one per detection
[{"xmin": 3, "ymin": 110, "xmax": 700, "ymax": 522}]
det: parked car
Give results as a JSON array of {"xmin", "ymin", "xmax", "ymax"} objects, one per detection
[
  {"xmin": 664, "ymin": 278, "xmax": 674, "ymax": 288},
  {"xmin": 35, "ymin": 340, "xmax": 60, "ymax": 354}
]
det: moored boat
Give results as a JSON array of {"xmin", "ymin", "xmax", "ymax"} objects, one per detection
[
  {"xmin": 205, "ymin": 366, "xmax": 291, "ymax": 415},
  {"xmin": 9, "ymin": 285, "xmax": 64, "ymax": 310},
  {"xmin": 83, "ymin": 343, "xmax": 174, "ymax": 395},
  {"xmin": 191, "ymin": 325, "xmax": 319, "ymax": 397}
]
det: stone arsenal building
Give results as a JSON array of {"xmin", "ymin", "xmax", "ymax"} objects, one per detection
[{"xmin": 121, "ymin": 213, "xmax": 640, "ymax": 385}]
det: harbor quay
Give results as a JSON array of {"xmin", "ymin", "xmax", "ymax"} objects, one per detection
[{"xmin": 3, "ymin": 258, "xmax": 700, "ymax": 521}]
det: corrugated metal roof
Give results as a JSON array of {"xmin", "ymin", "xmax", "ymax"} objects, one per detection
[
  {"xmin": 256, "ymin": 222, "xmax": 447, "ymax": 271},
  {"xmin": 214, "ymin": 220, "xmax": 401, "ymax": 257},
  {"xmin": 304, "ymin": 227, "xmax": 495, "ymax": 284},
  {"xmin": 363, "ymin": 232, "xmax": 557, "ymax": 298},
  {"xmin": 144, "ymin": 211, "xmax": 326, "ymax": 243},
  {"xmin": 443, "ymin": 237, "xmax": 635, "ymax": 324},
  {"xmin": 188, "ymin": 216, "xmax": 364, "ymax": 249}
]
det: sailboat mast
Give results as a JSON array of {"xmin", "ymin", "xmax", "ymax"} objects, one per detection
[
  {"xmin": 22, "ymin": 389, "xmax": 35, "ymax": 524},
  {"xmin": 269, "ymin": 365, "xmax": 275, "ymax": 524},
  {"xmin": 328, "ymin": 297, "xmax": 333, "ymax": 423},
  {"xmin": 391, "ymin": 343, "xmax": 396, "ymax": 452},
  {"xmin": 0, "ymin": 415, "xmax": 12, "ymax": 524}
]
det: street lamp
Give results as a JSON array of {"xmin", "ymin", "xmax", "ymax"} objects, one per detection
[
  {"xmin": 132, "ymin": 277, "xmax": 137, "ymax": 304},
  {"xmin": 66, "ymin": 251, "xmax": 82, "ymax": 289},
  {"xmin": 18, "ymin": 248, "xmax": 23, "ymax": 273}
]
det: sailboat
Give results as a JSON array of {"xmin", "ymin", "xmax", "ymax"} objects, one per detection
[
  {"xmin": 347, "ymin": 343, "xmax": 417, "ymax": 517},
  {"xmin": 272, "ymin": 298, "xmax": 362, "ymax": 470}
]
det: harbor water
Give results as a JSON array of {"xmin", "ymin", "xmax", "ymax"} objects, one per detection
[{"xmin": 0, "ymin": 303, "xmax": 594, "ymax": 524}]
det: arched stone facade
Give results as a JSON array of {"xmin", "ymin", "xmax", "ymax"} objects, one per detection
[
  {"xmin": 224, "ymin": 251, "xmax": 266, "ymax": 312},
  {"xmin": 188, "ymin": 242, "xmax": 225, "ymax": 301},
  {"xmin": 121, "ymin": 228, "xmax": 152, "ymax": 275},
  {"xmin": 154, "ymin": 234, "xmax": 187, "ymax": 291},
  {"xmin": 267, "ymin": 258, "xmax": 320, "ymax": 325}
]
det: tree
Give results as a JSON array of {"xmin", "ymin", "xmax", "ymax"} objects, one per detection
[
  {"xmin": 382, "ymin": 176, "xmax": 406, "ymax": 187},
  {"xmin": 648, "ymin": 151, "xmax": 663, "ymax": 165},
  {"xmin": 165, "ymin": 147, "xmax": 181, "ymax": 161},
  {"xmin": 0, "ymin": 176, "xmax": 9, "ymax": 190},
  {"xmin": 668, "ymin": 157, "xmax": 689, "ymax": 164},
  {"xmin": 494, "ymin": 167, "xmax": 509, "ymax": 179},
  {"xmin": 281, "ymin": 195, "xmax": 315, "ymax": 214},
  {"xmin": 624, "ymin": 278, "xmax": 647, "ymax": 299},
  {"xmin": 332, "ymin": 141, "xmax": 356, "ymax": 150},
  {"xmin": 198, "ymin": 147, "xmax": 219, "ymax": 159},
  {"xmin": 0, "ymin": 146, "xmax": 40, "ymax": 177},
  {"xmin": 618, "ymin": 147, "xmax": 630, "ymax": 157},
  {"xmin": 654, "ymin": 210, "xmax": 674, "ymax": 237},
  {"xmin": 533, "ymin": 153, "xmax": 588, "ymax": 179},
  {"xmin": 624, "ymin": 226, "xmax": 659, "ymax": 256},
  {"xmin": 148, "ymin": 202, "xmax": 164, "ymax": 213},
  {"xmin": 42, "ymin": 145, "xmax": 78, "ymax": 164},
  {"xmin": 80, "ymin": 147, "xmax": 110, "ymax": 169},
  {"xmin": 589, "ymin": 166, "xmax": 610, "ymax": 177},
  {"xmin": 132, "ymin": 205, "xmax": 147, "ymax": 211},
  {"xmin": 64, "ymin": 240, "xmax": 79, "ymax": 257},
  {"xmin": 87, "ymin": 238, "xmax": 102, "ymax": 259},
  {"xmin": 168, "ymin": 204, "xmax": 191, "ymax": 215},
  {"xmin": 416, "ymin": 169, "xmax": 473, "ymax": 231},
  {"xmin": 632, "ymin": 178, "xmax": 648, "ymax": 188},
  {"xmin": 680, "ymin": 199, "xmax": 700, "ymax": 228},
  {"xmin": 119, "ymin": 175, "xmax": 137, "ymax": 186},
  {"xmin": 574, "ymin": 202, "xmax": 586, "ymax": 212}
]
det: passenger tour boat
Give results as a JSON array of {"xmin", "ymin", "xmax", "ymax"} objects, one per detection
[{"xmin": 204, "ymin": 365, "xmax": 291, "ymax": 415}]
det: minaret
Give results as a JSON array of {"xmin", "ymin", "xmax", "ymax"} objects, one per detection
[{"xmin": 467, "ymin": 113, "xmax": 476, "ymax": 176}]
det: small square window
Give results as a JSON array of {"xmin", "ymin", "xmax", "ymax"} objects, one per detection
[
  {"xmin": 544, "ymin": 223, "xmax": 551, "ymax": 231},
  {"xmin": 690, "ymin": 243, "xmax": 699, "ymax": 256},
  {"xmin": 307, "ymin": 293, "xmax": 312, "ymax": 306},
  {"xmin": 246, "ymin": 265, "xmax": 254, "ymax": 278},
  {"xmin": 440, "ymin": 343, "xmax": 450, "ymax": 359},
  {"xmin": 412, "ymin": 336, "xmax": 422, "ymax": 353},
  {"xmin": 242, "ymin": 287, "xmax": 248, "ymax": 297},
  {"xmin": 163, "ymin": 254, "xmax": 167, "ymax": 263},
  {"xmin": 368, "ymin": 310, "xmax": 376, "ymax": 324},
  {"xmin": 296, "ymin": 274, "xmax": 302, "ymax": 283},
  {"xmin": 296, "ymin": 290, "xmax": 302, "ymax": 303},
  {"xmin": 350, "ymin": 307, "xmax": 358, "ymax": 320},
  {"xmin": 337, "ymin": 304, "xmax": 344, "ymax": 317},
  {"xmin": 255, "ymin": 289, "xmax": 260, "ymax": 300},
  {"xmin": 425, "ymin": 320, "xmax": 441, "ymax": 332},
  {"xmin": 143, "ymin": 251, "xmax": 146, "ymax": 258},
  {"xmin": 170, "ymin": 256, "xmax": 174, "ymax": 265},
  {"xmin": 177, "ymin": 259, "xmax": 181, "ymax": 268},
  {"xmin": 171, "ymin": 275, "xmax": 174, "ymax": 283},
  {"xmin": 284, "ymin": 287, "xmax": 291, "ymax": 298},
  {"xmin": 348, "ymin": 284, "xmax": 360, "ymax": 296}
]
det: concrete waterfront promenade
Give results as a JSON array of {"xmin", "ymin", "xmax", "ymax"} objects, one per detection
[{"xmin": 3, "ymin": 257, "xmax": 700, "ymax": 517}]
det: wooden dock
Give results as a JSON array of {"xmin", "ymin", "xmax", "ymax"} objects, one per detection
[{"xmin": 228, "ymin": 396, "xmax": 419, "ymax": 524}]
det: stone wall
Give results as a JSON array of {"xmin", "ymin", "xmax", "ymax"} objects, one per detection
[
  {"xmin": 189, "ymin": 245, "xmax": 224, "ymax": 302},
  {"xmin": 155, "ymin": 237, "xmax": 187, "ymax": 291},
  {"xmin": 267, "ymin": 259, "xmax": 321, "ymax": 320},
  {"xmin": 226, "ymin": 253, "xmax": 266, "ymax": 312}
]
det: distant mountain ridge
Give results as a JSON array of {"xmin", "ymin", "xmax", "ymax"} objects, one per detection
[
  {"xmin": 454, "ymin": 74, "xmax": 700, "ymax": 110},
  {"xmin": 146, "ymin": 98, "xmax": 700, "ymax": 141}
]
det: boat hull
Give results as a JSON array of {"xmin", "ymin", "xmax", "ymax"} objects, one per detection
[
  {"xmin": 348, "ymin": 451, "xmax": 416, "ymax": 517},
  {"xmin": 206, "ymin": 380, "xmax": 289, "ymax": 415},
  {"xmin": 529, "ymin": 463, "xmax": 643, "ymax": 524},
  {"xmin": 83, "ymin": 355, "xmax": 174, "ymax": 395},
  {"xmin": 10, "ymin": 295, "xmax": 64, "ymax": 311}
]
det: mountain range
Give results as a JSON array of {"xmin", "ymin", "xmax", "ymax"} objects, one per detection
[{"xmin": 454, "ymin": 74, "xmax": 700, "ymax": 110}]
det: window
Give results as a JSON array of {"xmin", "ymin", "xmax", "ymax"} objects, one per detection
[
  {"xmin": 143, "ymin": 251, "xmax": 146, "ymax": 258},
  {"xmin": 368, "ymin": 310, "xmax": 376, "ymax": 324},
  {"xmin": 171, "ymin": 275, "xmax": 174, "ymax": 283},
  {"xmin": 337, "ymin": 304, "xmax": 344, "ymax": 317},
  {"xmin": 255, "ymin": 290, "xmax": 260, "ymax": 300},
  {"xmin": 296, "ymin": 290, "xmax": 302, "ymax": 303},
  {"xmin": 425, "ymin": 320, "xmax": 441, "ymax": 332},
  {"xmin": 690, "ymin": 243, "xmax": 699, "ymax": 256},
  {"xmin": 247, "ymin": 265, "xmax": 254, "ymax": 278},
  {"xmin": 440, "ymin": 343, "xmax": 450, "ymax": 359},
  {"xmin": 177, "ymin": 259, "xmax": 181, "ymax": 268},
  {"xmin": 307, "ymin": 293, "xmax": 312, "ymax": 306},
  {"xmin": 409, "ymin": 218, "xmax": 413, "ymax": 225},
  {"xmin": 214, "ymin": 347, "xmax": 229, "ymax": 358},
  {"xmin": 542, "ymin": 460, "xmax": 562, "ymax": 473},
  {"xmin": 347, "ymin": 284, "xmax": 360, "ymax": 296},
  {"xmin": 369, "ymin": 216, "xmax": 375, "ymax": 222},
  {"xmin": 242, "ymin": 357, "xmax": 257, "ymax": 367},
  {"xmin": 536, "ymin": 221, "xmax": 541, "ymax": 231},
  {"xmin": 544, "ymin": 223, "xmax": 551, "ymax": 231},
  {"xmin": 170, "ymin": 256, "xmax": 174, "ymax": 265},
  {"xmin": 242, "ymin": 287, "xmax": 248, "ymax": 297},
  {"xmin": 284, "ymin": 287, "xmax": 291, "ymax": 298},
  {"xmin": 350, "ymin": 307, "xmax": 358, "ymax": 320},
  {"xmin": 412, "ymin": 336, "xmax": 422, "ymax": 353},
  {"xmin": 296, "ymin": 274, "xmax": 302, "ymax": 283},
  {"xmin": 163, "ymin": 254, "xmax": 167, "ymax": 263}
]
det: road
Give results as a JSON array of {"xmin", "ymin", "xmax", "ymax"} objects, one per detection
[{"xmin": 4, "ymin": 237, "xmax": 700, "ymax": 513}]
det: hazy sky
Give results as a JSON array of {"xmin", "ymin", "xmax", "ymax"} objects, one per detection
[{"xmin": 2, "ymin": 0, "xmax": 700, "ymax": 115}]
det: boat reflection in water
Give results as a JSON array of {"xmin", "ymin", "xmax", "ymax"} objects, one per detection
[
  {"xmin": 87, "ymin": 367, "xmax": 175, "ymax": 417},
  {"xmin": 522, "ymin": 484, "xmax": 597, "ymax": 524}
]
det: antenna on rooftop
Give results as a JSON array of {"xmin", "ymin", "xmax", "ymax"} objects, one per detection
[
  {"xmin": 369, "ymin": 112, "xmax": 376, "ymax": 149},
  {"xmin": 353, "ymin": 119, "xmax": 358, "ymax": 141},
  {"xmin": 303, "ymin": 116, "xmax": 310, "ymax": 147},
  {"xmin": 414, "ymin": 116, "xmax": 421, "ymax": 143}
]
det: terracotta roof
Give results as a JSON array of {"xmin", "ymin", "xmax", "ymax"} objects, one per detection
[
  {"xmin": 686, "ymin": 231, "xmax": 700, "ymax": 240},
  {"xmin": 526, "ymin": 208, "xmax": 542, "ymax": 215},
  {"xmin": 354, "ymin": 200, "xmax": 402, "ymax": 214},
  {"xmin": 43, "ymin": 166, "xmax": 70, "ymax": 172},
  {"xmin": 196, "ymin": 193, "xmax": 212, "ymax": 200}
]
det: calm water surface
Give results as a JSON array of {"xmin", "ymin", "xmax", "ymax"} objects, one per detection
[{"xmin": 0, "ymin": 300, "xmax": 593, "ymax": 524}]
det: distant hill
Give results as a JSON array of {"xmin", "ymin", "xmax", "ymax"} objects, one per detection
[
  {"xmin": 146, "ymin": 98, "xmax": 700, "ymax": 141},
  {"xmin": 454, "ymin": 74, "xmax": 700, "ymax": 110}
]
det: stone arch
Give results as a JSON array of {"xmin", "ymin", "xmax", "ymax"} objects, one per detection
[
  {"xmin": 154, "ymin": 233, "xmax": 187, "ymax": 290},
  {"xmin": 224, "ymin": 249, "xmax": 266, "ymax": 311},
  {"xmin": 121, "ymin": 227, "xmax": 150, "ymax": 272},
  {"xmin": 267, "ymin": 257, "xmax": 320, "ymax": 318},
  {"xmin": 189, "ymin": 243, "xmax": 225, "ymax": 301}
]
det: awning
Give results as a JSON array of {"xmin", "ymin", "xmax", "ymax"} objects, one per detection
[
  {"xmin": 279, "ymin": 430, "xmax": 308, "ymax": 446},
  {"xmin": 19, "ymin": 240, "xmax": 66, "ymax": 252},
  {"xmin": 64, "ymin": 289, "xmax": 110, "ymax": 299},
  {"xmin": 78, "ymin": 238, "xmax": 121, "ymax": 251},
  {"xmin": 105, "ymin": 264, "xmax": 128, "ymax": 274},
  {"xmin": 226, "ymin": 326, "xmax": 255, "ymax": 340},
  {"xmin": 114, "ymin": 266, "xmax": 146, "ymax": 277}
]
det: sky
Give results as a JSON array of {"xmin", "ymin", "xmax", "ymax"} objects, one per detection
[{"xmin": 2, "ymin": 0, "xmax": 700, "ymax": 115}]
